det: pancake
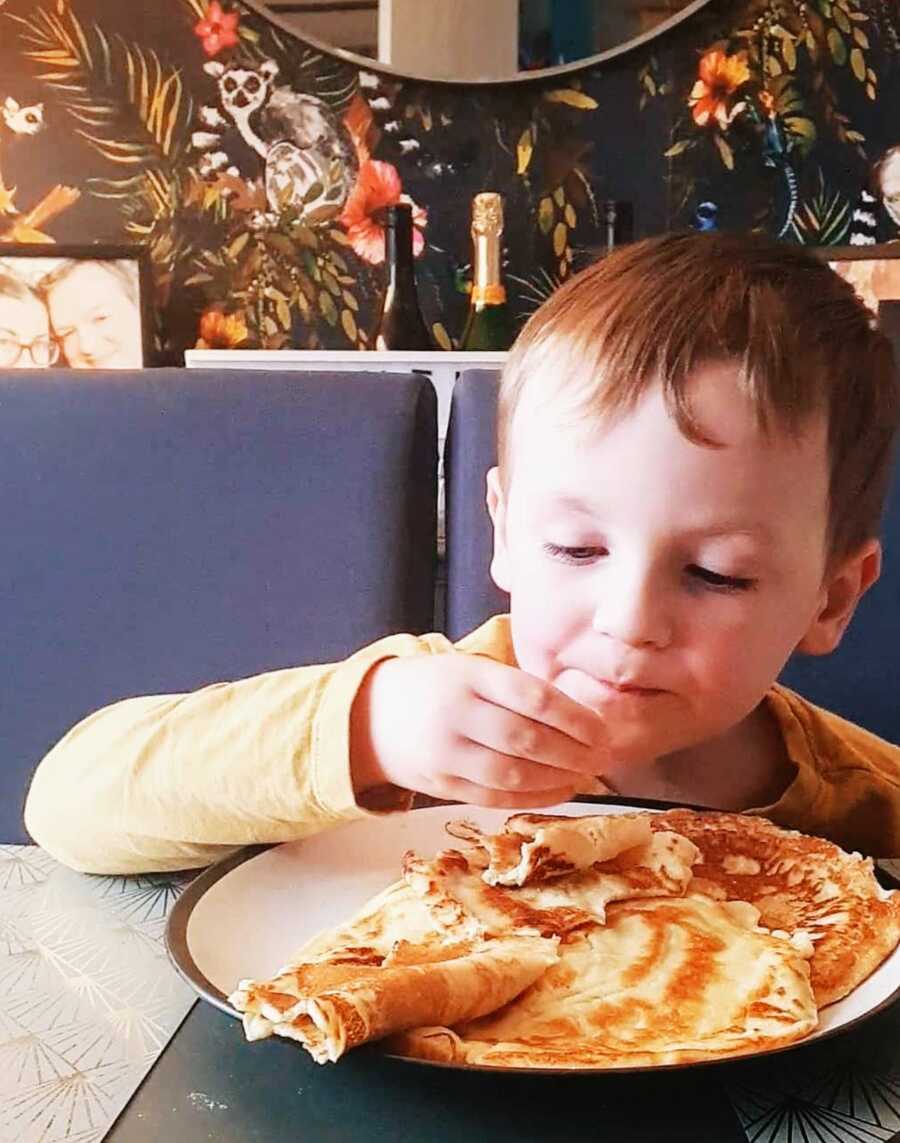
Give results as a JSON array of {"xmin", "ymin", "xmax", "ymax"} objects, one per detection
[
  {"xmin": 228, "ymin": 907, "xmax": 559, "ymax": 1063},
  {"xmin": 446, "ymin": 812, "xmax": 653, "ymax": 886},
  {"xmin": 389, "ymin": 893, "xmax": 816, "ymax": 1068},
  {"xmin": 651, "ymin": 808, "xmax": 900, "ymax": 1006},
  {"xmin": 230, "ymin": 807, "xmax": 899, "ymax": 1068},
  {"xmin": 402, "ymin": 827, "xmax": 699, "ymax": 939}
]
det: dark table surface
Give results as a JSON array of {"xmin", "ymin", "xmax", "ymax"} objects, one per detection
[{"xmin": 107, "ymin": 989, "xmax": 900, "ymax": 1143}]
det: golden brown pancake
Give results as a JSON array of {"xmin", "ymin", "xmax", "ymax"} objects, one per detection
[
  {"xmin": 229, "ymin": 925, "xmax": 559, "ymax": 1062},
  {"xmin": 446, "ymin": 812, "xmax": 653, "ymax": 886},
  {"xmin": 230, "ymin": 808, "xmax": 899, "ymax": 1068},
  {"xmin": 402, "ymin": 827, "xmax": 699, "ymax": 939},
  {"xmin": 389, "ymin": 894, "xmax": 817, "ymax": 1068},
  {"xmin": 651, "ymin": 808, "xmax": 900, "ymax": 1006}
]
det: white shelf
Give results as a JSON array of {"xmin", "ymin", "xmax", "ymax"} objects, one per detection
[{"xmin": 184, "ymin": 348, "xmax": 506, "ymax": 444}]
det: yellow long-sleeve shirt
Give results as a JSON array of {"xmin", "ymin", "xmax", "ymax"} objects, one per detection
[{"xmin": 24, "ymin": 616, "xmax": 900, "ymax": 873}]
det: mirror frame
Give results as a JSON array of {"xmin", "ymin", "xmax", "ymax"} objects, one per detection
[{"xmin": 247, "ymin": 0, "xmax": 713, "ymax": 85}]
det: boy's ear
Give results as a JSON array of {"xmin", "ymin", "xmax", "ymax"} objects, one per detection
[
  {"xmin": 794, "ymin": 539, "xmax": 882, "ymax": 655},
  {"xmin": 485, "ymin": 466, "xmax": 512, "ymax": 593}
]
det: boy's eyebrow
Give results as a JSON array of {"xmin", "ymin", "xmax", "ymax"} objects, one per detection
[
  {"xmin": 536, "ymin": 494, "xmax": 774, "ymax": 541},
  {"xmin": 538, "ymin": 493, "xmax": 599, "ymax": 515}
]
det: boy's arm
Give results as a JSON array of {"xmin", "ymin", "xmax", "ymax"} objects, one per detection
[
  {"xmin": 24, "ymin": 632, "xmax": 449, "ymax": 875},
  {"xmin": 752, "ymin": 684, "xmax": 900, "ymax": 857}
]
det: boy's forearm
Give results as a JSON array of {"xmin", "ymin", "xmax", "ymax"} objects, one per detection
[
  {"xmin": 24, "ymin": 662, "xmax": 364, "ymax": 874},
  {"xmin": 24, "ymin": 633, "xmax": 447, "ymax": 875}
]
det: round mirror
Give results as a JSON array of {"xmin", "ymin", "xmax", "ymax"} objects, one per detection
[{"xmin": 260, "ymin": 1, "xmax": 708, "ymax": 83}]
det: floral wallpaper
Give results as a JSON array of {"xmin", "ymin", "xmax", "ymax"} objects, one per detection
[{"xmin": 0, "ymin": 0, "xmax": 898, "ymax": 361}]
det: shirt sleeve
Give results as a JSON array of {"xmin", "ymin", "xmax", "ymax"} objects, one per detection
[
  {"xmin": 748, "ymin": 684, "xmax": 900, "ymax": 858},
  {"xmin": 24, "ymin": 630, "xmax": 454, "ymax": 875}
]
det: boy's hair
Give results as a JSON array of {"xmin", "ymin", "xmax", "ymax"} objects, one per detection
[{"xmin": 499, "ymin": 231, "xmax": 899, "ymax": 566}]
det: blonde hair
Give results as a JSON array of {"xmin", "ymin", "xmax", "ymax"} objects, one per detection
[
  {"xmin": 0, "ymin": 269, "xmax": 38, "ymax": 303},
  {"xmin": 38, "ymin": 258, "xmax": 139, "ymax": 306},
  {"xmin": 499, "ymin": 231, "xmax": 899, "ymax": 564}
]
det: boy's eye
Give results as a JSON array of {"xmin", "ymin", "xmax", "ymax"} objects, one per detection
[
  {"xmin": 688, "ymin": 565, "xmax": 756, "ymax": 592},
  {"xmin": 543, "ymin": 542, "xmax": 606, "ymax": 564}
]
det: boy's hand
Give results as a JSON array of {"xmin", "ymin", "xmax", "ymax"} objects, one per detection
[{"xmin": 350, "ymin": 654, "xmax": 612, "ymax": 809}]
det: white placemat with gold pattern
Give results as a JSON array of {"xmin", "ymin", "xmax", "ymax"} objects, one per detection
[{"xmin": 0, "ymin": 846, "xmax": 195, "ymax": 1143}]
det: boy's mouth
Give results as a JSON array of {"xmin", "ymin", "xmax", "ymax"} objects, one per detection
[
  {"xmin": 556, "ymin": 668, "xmax": 665, "ymax": 708},
  {"xmin": 596, "ymin": 679, "xmax": 663, "ymax": 697}
]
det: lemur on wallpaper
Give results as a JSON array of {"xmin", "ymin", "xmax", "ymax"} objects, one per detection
[
  {"xmin": 191, "ymin": 58, "xmax": 358, "ymax": 224},
  {"xmin": 2, "ymin": 97, "xmax": 44, "ymax": 137},
  {"xmin": 0, "ymin": 96, "xmax": 45, "ymax": 215}
]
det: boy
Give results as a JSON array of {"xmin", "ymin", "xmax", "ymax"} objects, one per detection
[{"xmin": 24, "ymin": 232, "xmax": 900, "ymax": 874}]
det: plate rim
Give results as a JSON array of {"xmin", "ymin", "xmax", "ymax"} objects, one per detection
[{"xmin": 165, "ymin": 796, "xmax": 900, "ymax": 1075}]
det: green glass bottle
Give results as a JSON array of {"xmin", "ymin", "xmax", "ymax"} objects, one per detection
[
  {"xmin": 460, "ymin": 192, "xmax": 515, "ymax": 351},
  {"xmin": 373, "ymin": 203, "xmax": 433, "ymax": 351}
]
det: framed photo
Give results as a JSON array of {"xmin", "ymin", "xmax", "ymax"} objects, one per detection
[
  {"xmin": 814, "ymin": 243, "xmax": 900, "ymax": 319},
  {"xmin": 0, "ymin": 244, "xmax": 153, "ymax": 370}
]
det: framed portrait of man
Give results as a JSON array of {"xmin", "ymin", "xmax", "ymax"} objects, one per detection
[{"xmin": 0, "ymin": 244, "xmax": 152, "ymax": 370}]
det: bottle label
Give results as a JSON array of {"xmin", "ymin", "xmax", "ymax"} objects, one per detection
[{"xmin": 471, "ymin": 283, "xmax": 507, "ymax": 306}]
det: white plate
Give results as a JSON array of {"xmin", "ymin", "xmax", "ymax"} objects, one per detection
[{"xmin": 166, "ymin": 799, "xmax": 900, "ymax": 1072}]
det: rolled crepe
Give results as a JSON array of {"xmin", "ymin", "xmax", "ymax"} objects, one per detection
[{"xmin": 228, "ymin": 934, "xmax": 559, "ymax": 1063}]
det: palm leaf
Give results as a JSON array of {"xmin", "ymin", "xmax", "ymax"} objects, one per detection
[
  {"xmin": 180, "ymin": 0, "xmax": 207, "ymax": 19},
  {"xmin": 10, "ymin": 4, "xmax": 193, "ymax": 168},
  {"xmin": 789, "ymin": 172, "xmax": 851, "ymax": 245}
]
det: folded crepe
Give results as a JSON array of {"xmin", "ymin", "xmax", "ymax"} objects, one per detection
[
  {"xmin": 401, "ymin": 826, "xmax": 700, "ymax": 939},
  {"xmin": 228, "ymin": 932, "xmax": 559, "ymax": 1063},
  {"xmin": 389, "ymin": 894, "xmax": 817, "ymax": 1068},
  {"xmin": 652, "ymin": 809, "xmax": 900, "ymax": 1005},
  {"xmin": 447, "ymin": 812, "xmax": 654, "ymax": 886}
]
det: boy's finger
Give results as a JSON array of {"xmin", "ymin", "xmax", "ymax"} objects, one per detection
[
  {"xmin": 436, "ymin": 774, "xmax": 583, "ymax": 810},
  {"xmin": 458, "ymin": 699, "xmax": 607, "ymax": 780},
  {"xmin": 451, "ymin": 738, "xmax": 601, "ymax": 792},
  {"xmin": 469, "ymin": 658, "xmax": 608, "ymax": 752}
]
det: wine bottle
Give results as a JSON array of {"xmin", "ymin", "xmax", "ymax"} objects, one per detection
[
  {"xmin": 372, "ymin": 203, "xmax": 433, "ymax": 351},
  {"xmin": 460, "ymin": 192, "xmax": 515, "ymax": 351}
]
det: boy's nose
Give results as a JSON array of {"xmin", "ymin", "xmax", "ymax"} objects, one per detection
[{"xmin": 591, "ymin": 572, "xmax": 673, "ymax": 650}]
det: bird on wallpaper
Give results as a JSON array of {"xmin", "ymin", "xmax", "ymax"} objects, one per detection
[
  {"xmin": 692, "ymin": 202, "xmax": 719, "ymax": 231},
  {"xmin": 193, "ymin": 59, "xmax": 357, "ymax": 224}
]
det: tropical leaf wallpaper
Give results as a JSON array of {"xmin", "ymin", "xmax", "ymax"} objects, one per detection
[{"xmin": 0, "ymin": 0, "xmax": 898, "ymax": 361}]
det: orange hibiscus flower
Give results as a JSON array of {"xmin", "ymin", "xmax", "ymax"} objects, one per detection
[
  {"xmin": 689, "ymin": 50, "xmax": 750, "ymax": 129},
  {"xmin": 194, "ymin": 1, "xmax": 240, "ymax": 58},
  {"xmin": 338, "ymin": 159, "xmax": 427, "ymax": 265},
  {"xmin": 195, "ymin": 309, "xmax": 249, "ymax": 349}
]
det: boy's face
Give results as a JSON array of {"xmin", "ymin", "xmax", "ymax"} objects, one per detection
[{"xmin": 487, "ymin": 360, "xmax": 875, "ymax": 765}]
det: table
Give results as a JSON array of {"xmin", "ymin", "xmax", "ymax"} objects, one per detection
[
  {"xmin": 108, "ymin": 990, "xmax": 900, "ymax": 1143},
  {"xmin": 5, "ymin": 849, "xmax": 900, "ymax": 1143}
]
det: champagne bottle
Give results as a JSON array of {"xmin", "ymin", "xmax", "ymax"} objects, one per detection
[
  {"xmin": 373, "ymin": 203, "xmax": 433, "ymax": 351},
  {"xmin": 460, "ymin": 192, "xmax": 515, "ymax": 351}
]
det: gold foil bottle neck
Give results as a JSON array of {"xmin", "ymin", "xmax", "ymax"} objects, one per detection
[{"xmin": 471, "ymin": 192, "xmax": 504, "ymax": 238}]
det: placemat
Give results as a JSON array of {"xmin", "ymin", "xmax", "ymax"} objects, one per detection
[{"xmin": 0, "ymin": 846, "xmax": 195, "ymax": 1143}]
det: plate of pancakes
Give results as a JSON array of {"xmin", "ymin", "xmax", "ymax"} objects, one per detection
[{"xmin": 166, "ymin": 798, "xmax": 900, "ymax": 1073}]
